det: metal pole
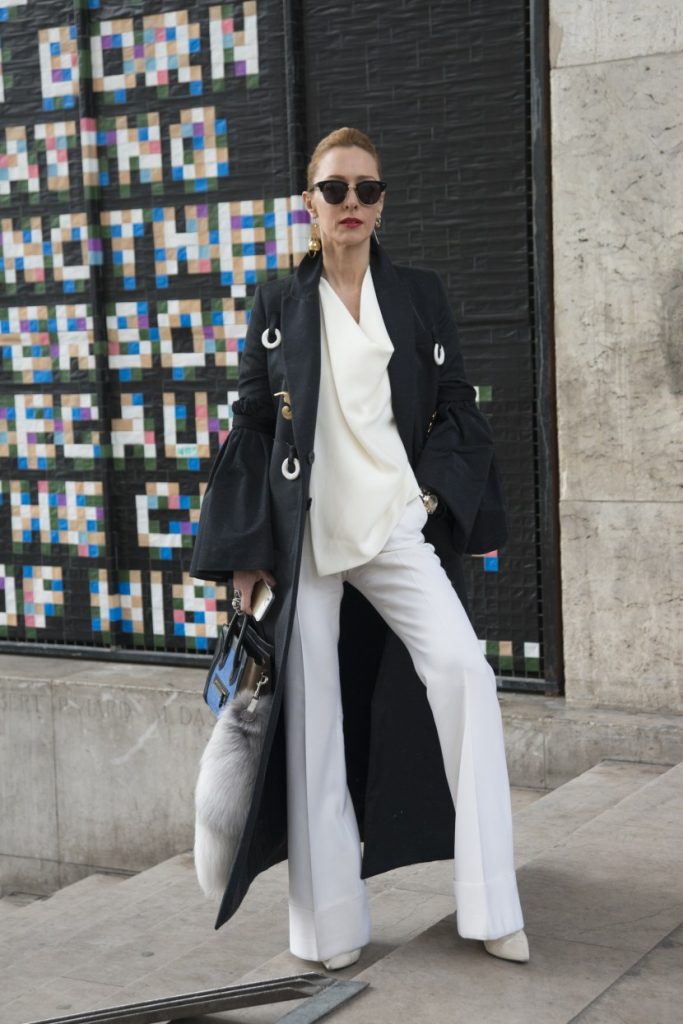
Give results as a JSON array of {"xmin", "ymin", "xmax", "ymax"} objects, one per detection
[
  {"xmin": 529, "ymin": 0, "xmax": 563, "ymax": 694},
  {"xmin": 282, "ymin": 0, "xmax": 308, "ymax": 194}
]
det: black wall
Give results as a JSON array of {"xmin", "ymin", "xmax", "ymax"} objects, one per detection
[{"xmin": 0, "ymin": 0, "xmax": 555, "ymax": 688}]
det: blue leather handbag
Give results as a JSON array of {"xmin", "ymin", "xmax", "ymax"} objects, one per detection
[{"xmin": 203, "ymin": 611, "xmax": 273, "ymax": 718}]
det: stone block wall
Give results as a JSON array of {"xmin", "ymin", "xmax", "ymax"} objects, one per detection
[
  {"xmin": 0, "ymin": 659, "xmax": 212, "ymax": 894},
  {"xmin": 550, "ymin": 0, "xmax": 683, "ymax": 713}
]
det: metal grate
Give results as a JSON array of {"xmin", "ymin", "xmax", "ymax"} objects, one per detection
[{"xmin": 23, "ymin": 974, "xmax": 368, "ymax": 1024}]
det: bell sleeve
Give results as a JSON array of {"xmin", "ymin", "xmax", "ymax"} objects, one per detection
[
  {"xmin": 415, "ymin": 274, "xmax": 508, "ymax": 555},
  {"xmin": 189, "ymin": 287, "xmax": 276, "ymax": 583}
]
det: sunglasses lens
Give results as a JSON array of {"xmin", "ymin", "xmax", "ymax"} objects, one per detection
[
  {"xmin": 356, "ymin": 182, "xmax": 383, "ymax": 204},
  {"xmin": 320, "ymin": 181, "xmax": 348, "ymax": 204}
]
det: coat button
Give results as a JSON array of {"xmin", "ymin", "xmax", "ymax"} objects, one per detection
[
  {"xmin": 307, "ymin": 451, "xmax": 315, "ymax": 465},
  {"xmin": 281, "ymin": 456, "xmax": 300, "ymax": 480},
  {"xmin": 261, "ymin": 326, "xmax": 282, "ymax": 349},
  {"xmin": 274, "ymin": 390, "xmax": 293, "ymax": 419}
]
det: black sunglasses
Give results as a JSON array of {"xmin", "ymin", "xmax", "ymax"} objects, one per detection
[{"xmin": 313, "ymin": 179, "xmax": 387, "ymax": 206}]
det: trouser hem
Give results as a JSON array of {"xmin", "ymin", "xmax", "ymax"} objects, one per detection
[
  {"xmin": 454, "ymin": 870, "xmax": 525, "ymax": 940},
  {"xmin": 288, "ymin": 888, "xmax": 372, "ymax": 962}
]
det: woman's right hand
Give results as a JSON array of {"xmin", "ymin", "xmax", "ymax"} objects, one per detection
[{"xmin": 232, "ymin": 569, "xmax": 277, "ymax": 614}]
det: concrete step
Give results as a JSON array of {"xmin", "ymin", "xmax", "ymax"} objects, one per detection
[
  {"xmin": 0, "ymin": 891, "xmax": 47, "ymax": 923},
  {"xmin": 511, "ymin": 756, "xmax": 668, "ymax": 865},
  {"xmin": 26, "ymin": 871, "xmax": 128, "ymax": 909},
  {"xmin": 567, "ymin": 920, "xmax": 683, "ymax": 1024},
  {"xmin": 0, "ymin": 759, "xmax": 671, "ymax": 1024},
  {"xmin": 0, "ymin": 901, "xmax": 19, "ymax": 921},
  {"xmin": 0, "ymin": 871, "xmax": 129, "ymax": 939},
  {"xmin": 0, "ymin": 855, "xmax": 285, "ymax": 1021},
  {"xmin": 0, "ymin": 860, "xmax": 191, "ymax": 941}
]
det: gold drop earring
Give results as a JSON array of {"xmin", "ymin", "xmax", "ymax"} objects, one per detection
[
  {"xmin": 308, "ymin": 217, "xmax": 321, "ymax": 257},
  {"xmin": 375, "ymin": 214, "xmax": 382, "ymax": 229}
]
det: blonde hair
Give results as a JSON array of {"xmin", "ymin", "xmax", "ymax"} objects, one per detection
[{"xmin": 306, "ymin": 127, "xmax": 382, "ymax": 190}]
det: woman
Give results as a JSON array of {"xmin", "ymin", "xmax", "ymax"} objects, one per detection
[{"xmin": 190, "ymin": 127, "xmax": 528, "ymax": 969}]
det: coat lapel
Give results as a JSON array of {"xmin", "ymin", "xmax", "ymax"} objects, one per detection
[
  {"xmin": 280, "ymin": 253, "xmax": 323, "ymax": 460},
  {"xmin": 370, "ymin": 239, "xmax": 420, "ymax": 461},
  {"xmin": 280, "ymin": 238, "xmax": 419, "ymax": 464}
]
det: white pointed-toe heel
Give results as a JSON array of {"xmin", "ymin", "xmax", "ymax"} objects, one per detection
[
  {"xmin": 321, "ymin": 947, "xmax": 362, "ymax": 970},
  {"xmin": 483, "ymin": 928, "xmax": 529, "ymax": 962}
]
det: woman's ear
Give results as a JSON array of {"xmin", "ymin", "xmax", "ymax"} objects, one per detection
[{"xmin": 303, "ymin": 193, "xmax": 319, "ymax": 224}]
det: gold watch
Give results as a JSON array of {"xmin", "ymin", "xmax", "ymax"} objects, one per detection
[{"xmin": 420, "ymin": 488, "xmax": 439, "ymax": 515}]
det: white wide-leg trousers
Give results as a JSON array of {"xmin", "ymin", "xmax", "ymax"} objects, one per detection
[{"xmin": 283, "ymin": 495, "xmax": 524, "ymax": 962}]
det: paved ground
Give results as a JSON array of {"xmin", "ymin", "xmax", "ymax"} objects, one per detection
[{"xmin": 1, "ymin": 759, "xmax": 682, "ymax": 1023}]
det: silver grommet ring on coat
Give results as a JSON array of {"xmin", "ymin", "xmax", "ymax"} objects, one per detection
[
  {"xmin": 281, "ymin": 456, "xmax": 300, "ymax": 480},
  {"xmin": 261, "ymin": 327, "xmax": 282, "ymax": 349},
  {"xmin": 433, "ymin": 342, "xmax": 445, "ymax": 366}
]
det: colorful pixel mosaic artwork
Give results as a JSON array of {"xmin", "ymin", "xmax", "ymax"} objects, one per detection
[
  {"xmin": 0, "ymin": 560, "xmax": 229, "ymax": 648},
  {"xmin": 1, "ymin": 120, "xmax": 78, "ymax": 202},
  {"xmin": 162, "ymin": 389, "xmax": 235, "ymax": 466},
  {"xmin": 100, "ymin": 198, "xmax": 308, "ymax": 290},
  {"xmin": 31, "ymin": 3, "xmax": 262, "ymax": 109},
  {"xmin": 479, "ymin": 639, "xmax": 540, "ymax": 676},
  {"xmin": 0, "ymin": 304, "xmax": 97, "ymax": 383},
  {"xmin": 172, "ymin": 573, "xmax": 228, "ymax": 651},
  {"xmin": 0, "ymin": 563, "xmax": 18, "ymax": 634},
  {"xmin": 0, "ymin": 0, "xmax": 28, "ymax": 23},
  {"xmin": 105, "ymin": 298, "xmax": 245, "ymax": 381},
  {"xmin": 87, "ymin": 568, "xmax": 226, "ymax": 649},
  {"xmin": 209, "ymin": 2, "xmax": 259, "ymax": 86},
  {"xmin": 135, "ymin": 481, "xmax": 202, "ymax": 559},
  {"xmin": 1, "ymin": 110, "xmax": 230, "ymax": 201},
  {"xmin": 21, "ymin": 564, "xmax": 64, "ymax": 633},
  {"xmin": 0, "ymin": 298, "xmax": 248, "ymax": 384},
  {"xmin": 0, "ymin": 0, "xmax": 540, "ymax": 677},
  {"xmin": 89, "ymin": 569, "xmax": 148, "ymax": 646},
  {"xmin": 39, "ymin": 24, "xmax": 79, "ymax": 111},
  {"xmin": 0, "ymin": 393, "xmax": 102, "ymax": 468},
  {"xmin": 10, "ymin": 480, "xmax": 104, "ymax": 555},
  {"xmin": 0, "ymin": 198, "xmax": 306, "ymax": 292}
]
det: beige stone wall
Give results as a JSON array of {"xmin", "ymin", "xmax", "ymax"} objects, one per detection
[
  {"xmin": 550, "ymin": 1, "xmax": 683, "ymax": 713},
  {"xmin": 0, "ymin": 658, "xmax": 212, "ymax": 894}
]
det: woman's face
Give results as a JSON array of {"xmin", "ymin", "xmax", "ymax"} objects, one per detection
[{"xmin": 303, "ymin": 145, "xmax": 385, "ymax": 255}]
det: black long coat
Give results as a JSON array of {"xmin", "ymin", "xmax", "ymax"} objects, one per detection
[{"xmin": 190, "ymin": 236, "xmax": 508, "ymax": 930}]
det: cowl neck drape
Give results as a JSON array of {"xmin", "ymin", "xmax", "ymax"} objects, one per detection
[{"xmin": 308, "ymin": 268, "xmax": 420, "ymax": 576}]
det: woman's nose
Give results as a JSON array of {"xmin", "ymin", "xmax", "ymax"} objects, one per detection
[{"xmin": 343, "ymin": 186, "xmax": 359, "ymax": 209}]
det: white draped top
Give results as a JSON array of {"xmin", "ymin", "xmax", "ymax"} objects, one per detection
[{"xmin": 308, "ymin": 268, "xmax": 421, "ymax": 576}]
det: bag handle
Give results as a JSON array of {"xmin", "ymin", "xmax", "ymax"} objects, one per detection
[
  {"xmin": 216, "ymin": 611, "xmax": 242, "ymax": 670},
  {"xmin": 215, "ymin": 608, "xmax": 273, "ymax": 679},
  {"xmin": 229, "ymin": 612, "xmax": 250, "ymax": 684}
]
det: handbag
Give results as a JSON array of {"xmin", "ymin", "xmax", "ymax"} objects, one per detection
[
  {"xmin": 194, "ymin": 610, "xmax": 274, "ymax": 898},
  {"xmin": 203, "ymin": 609, "xmax": 273, "ymax": 718}
]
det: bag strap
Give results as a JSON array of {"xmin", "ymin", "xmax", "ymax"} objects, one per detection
[
  {"xmin": 242, "ymin": 620, "xmax": 274, "ymax": 662},
  {"xmin": 216, "ymin": 608, "xmax": 274, "ymax": 680},
  {"xmin": 214, "ymin": 612, "xmax": 241, "ymax": 670}
]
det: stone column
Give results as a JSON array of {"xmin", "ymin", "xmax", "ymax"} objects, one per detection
[{"xmin": 550, "ymin": 1, "xmax": 683, "ymax": 713}]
